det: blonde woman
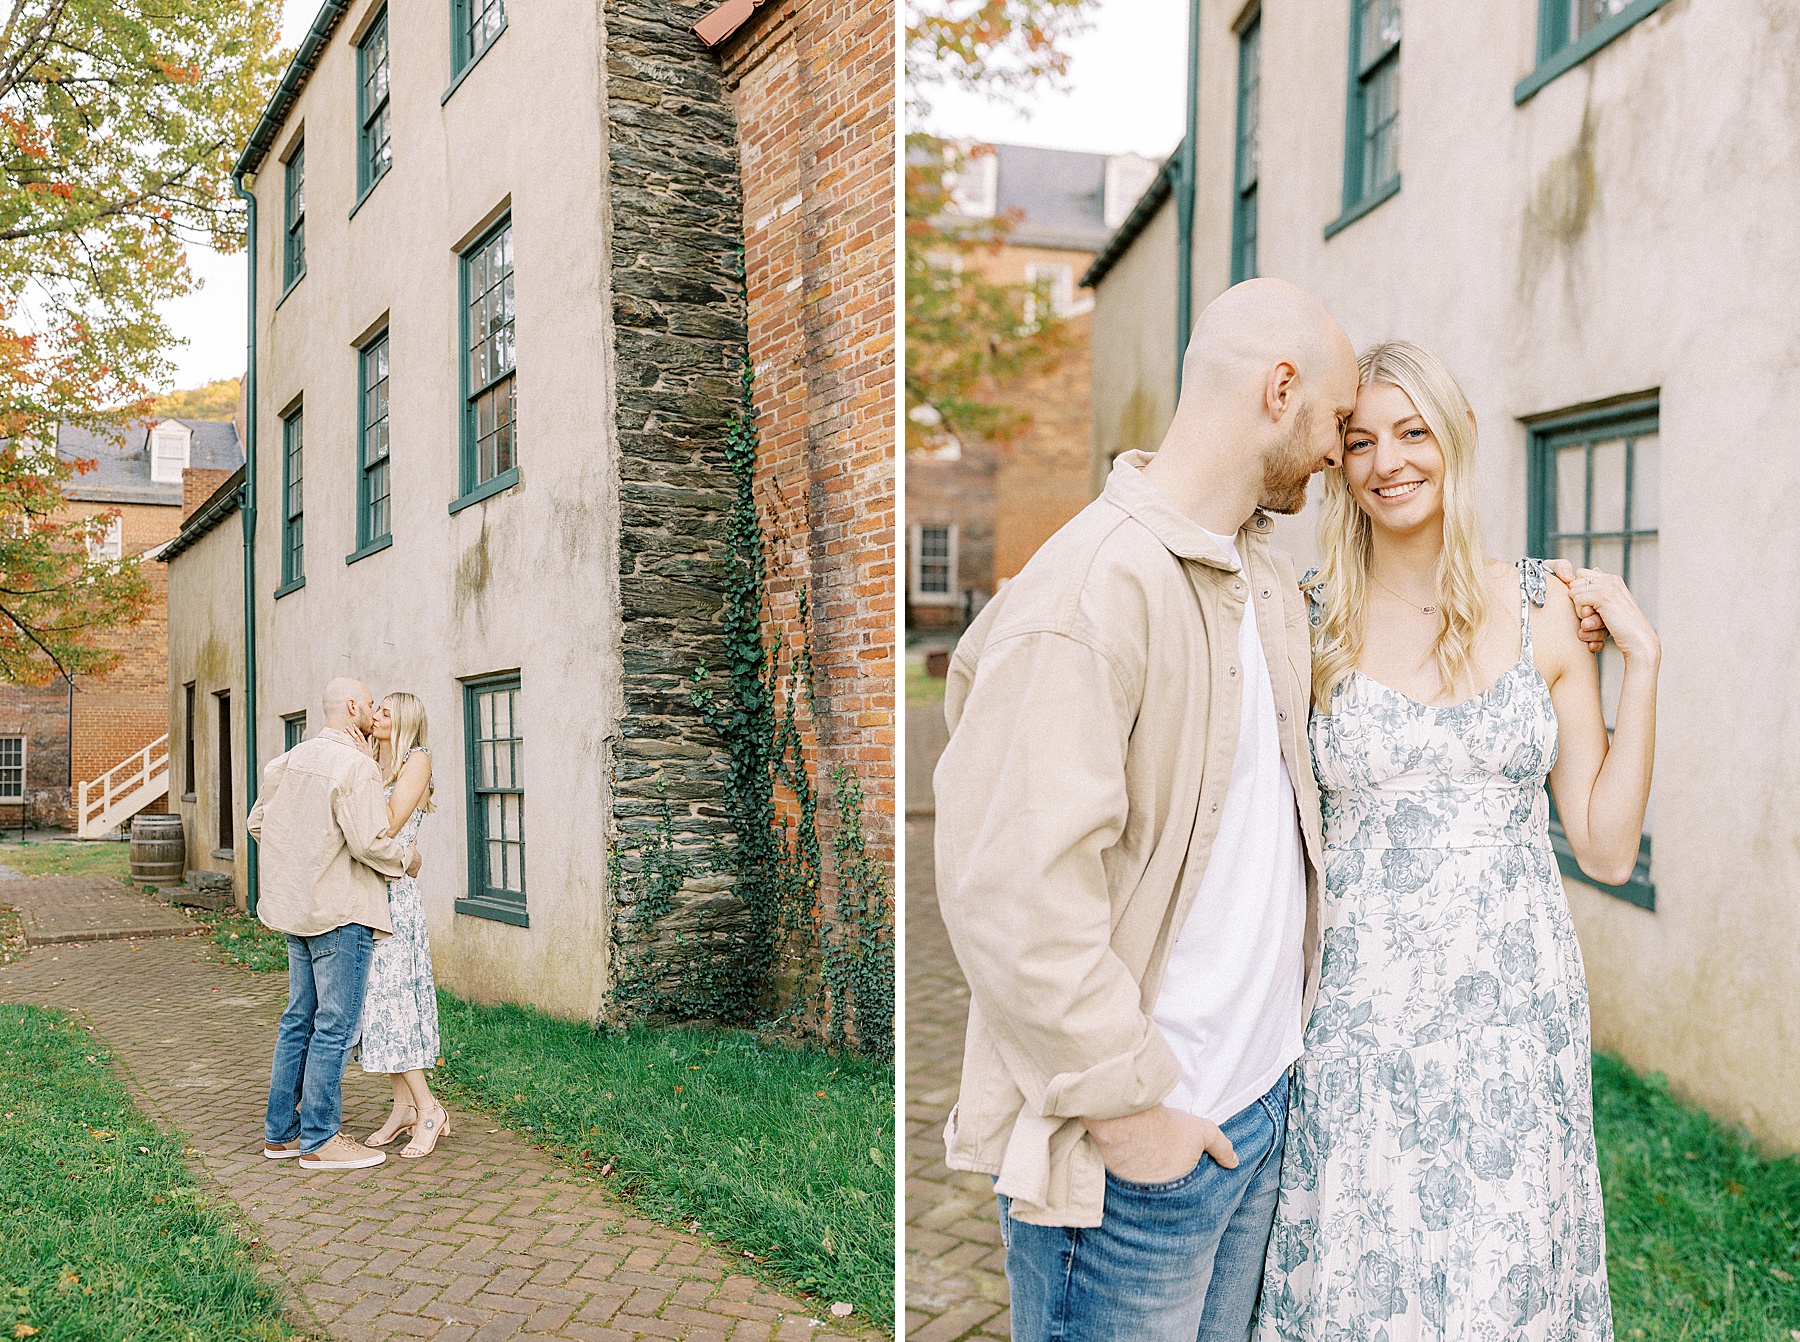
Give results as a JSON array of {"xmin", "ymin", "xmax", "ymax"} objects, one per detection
[
  {"xmin": 360, "ymin": 692, "xmax": 451, "ymax": 1158},
  {"xmin": 1254, "ymin": 343, "xmax": 1658, "ymax": 1340}
]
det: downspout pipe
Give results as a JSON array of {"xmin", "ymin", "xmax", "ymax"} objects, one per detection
[
  {"xmin": 231, "ymin": 171, "xmax": 261, "ymax": 915},
  {"xmin": 1174, "ymin": 0, "xmax": 1201, "ymax": 394}
]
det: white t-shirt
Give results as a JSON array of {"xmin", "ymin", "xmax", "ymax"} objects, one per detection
[{"xmin": 1150, "ymin": 532, "xmax": 1308, "ymax": 1125}]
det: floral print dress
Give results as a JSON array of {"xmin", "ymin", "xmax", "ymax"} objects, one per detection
[
  {"xmin": 359, "ymin": 747, "xmax": 441, "ymax": 1075},
  {"xmin": 1254, "ymin": 560, "xmax": 1612, "ymax": 1342}
]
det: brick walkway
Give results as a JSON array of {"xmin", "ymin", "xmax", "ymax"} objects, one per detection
[
  {"xmin": 11, "ymin": 873, "xmax": 193, "ymax": 944},
  {"xmin": 0, "ymin": 901, "xmax": 870, "ymax": 1341},
  {"xmin": 903, "ymin": 702, "xmax": 1011, "ymax": 1341}
]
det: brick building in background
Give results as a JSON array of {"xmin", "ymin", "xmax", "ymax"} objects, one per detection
[
  {"xmin": 905, "ymin": 143, "xmax": 1158, "ymax": 631},
  {"xmin": 0, "ymin": 419, "xmax": 243, "ymax": 832},
  {"xmin": 697, "ymin": 0, "xmax": 896, "ymax": 871}
]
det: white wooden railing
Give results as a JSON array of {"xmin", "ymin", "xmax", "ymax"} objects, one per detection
[{"xmin": 77, "ymin": 734, "xmax": 170, "ymax": 839}]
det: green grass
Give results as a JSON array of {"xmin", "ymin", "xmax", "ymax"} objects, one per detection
[
  {"xmin": 0, "ymin": 1003, "xmax": 294, "ymax": 1341},
  {"xmin": 175, "ymin": 903, "xmax": 290, "ymax": 974},
  {"xmin": 904, "ymin": 651, "xmax": 945, "ymax": 703},
  {"xmin": 0, "ymin": 842, "xmax": 130, "ymax": 881},
  {"xmin": 434, "ymin": 992, "xmax": 895, "ymax": 1328},
  {"xmin": 1595, "ymin": 1052, "xmax": 1800, "ymax": 1339}
]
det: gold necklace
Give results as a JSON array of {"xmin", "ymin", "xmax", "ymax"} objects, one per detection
[{"xmin": 1372, "ymin": 574, "xmax": 1438, "ymax": 615}]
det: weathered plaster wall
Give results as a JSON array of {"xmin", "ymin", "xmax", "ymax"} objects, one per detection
[
  {"xmin": 249, "ymin": 0, "xmax": 619, "ymax": 1020},
  {"xmin": 165, "ymin": 499, "xmax": 249, "ymax": 904},
  {"xmin": 1092, "ymin": 0, "xmax": 1800, "ymax": 1149}
]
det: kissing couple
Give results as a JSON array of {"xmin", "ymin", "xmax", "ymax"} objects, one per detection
[
  {"xmin": 934, "ymin": 279, "xmax": 1657, "ymax": 1340},
  {"xmin": 250, "ymin": 677, "xmax": 449, "ymax": 1171}
]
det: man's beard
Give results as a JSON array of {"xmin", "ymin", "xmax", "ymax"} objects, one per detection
[{"xmin": 1259, "ymin": 403, "xmax": 1318, "ymax": 516}]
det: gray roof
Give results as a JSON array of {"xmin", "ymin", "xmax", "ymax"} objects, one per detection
[
  {"xmin": 993, "ymin": 144, "xmax": 1114, "ymax": 252},
  {"xmin": 1081, "ymin": 144, "xmax": 1181, "ymax": 289},
  {"xmin": 60, "ymin": 419, "xmax": 245, "ymax": 506}
]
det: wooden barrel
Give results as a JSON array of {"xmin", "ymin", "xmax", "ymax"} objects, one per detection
[{"xmin": 129, "ymin": 813, "xmax": 186, "ymax": 887}]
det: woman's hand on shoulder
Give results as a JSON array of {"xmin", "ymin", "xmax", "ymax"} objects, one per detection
[
  {"xmin": 1543, "ymin": 558, "xmax": 1609, "ymax": 654},
  {"xmin": 1567, "ymin": 567, "xmax": 1660, "ymax": 664}
]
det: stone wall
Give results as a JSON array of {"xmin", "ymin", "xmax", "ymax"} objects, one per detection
[{"xmin": 603, "ymin": 0, "xmax": 748, "ymax": 1002}]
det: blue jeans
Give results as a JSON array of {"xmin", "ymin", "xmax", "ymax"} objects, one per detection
[
  {"xmin": 265, "ymin": 923, "xmax": 374, "ymax": 1154},
  {"xmin": 1000, "ymin": 1070, "xmax": 1290, "ymax": 1342}
]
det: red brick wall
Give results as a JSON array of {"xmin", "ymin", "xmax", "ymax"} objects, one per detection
[
  {"xmin": 69, "ymin": 501, "xmax": 178, "ymax": 821},
  {"xmin": 719, "ymin": 1, "xmax": 896, "ymax": 875},
  {"xmin": 182, "ymin": 468, "xmax": 235, "ymax": 523}
]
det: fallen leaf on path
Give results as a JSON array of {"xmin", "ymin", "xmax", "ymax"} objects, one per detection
[{"xmin": 830, "ymin": 1303, "xmax": 853, "ymax": 1317}]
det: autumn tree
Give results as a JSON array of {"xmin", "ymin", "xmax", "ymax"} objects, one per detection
[
  {"xmin": 0, "ymin": 0, "xmax": 283, "ymax": 682},
  {"xmin": 904, "ymin": 0, "xmax": 1099, "ymax": 451}
]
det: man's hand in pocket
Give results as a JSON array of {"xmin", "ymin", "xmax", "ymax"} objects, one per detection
[{"xmin": 1083, "ymin": 1104, "xmax": 1238, "ymax": 1184}]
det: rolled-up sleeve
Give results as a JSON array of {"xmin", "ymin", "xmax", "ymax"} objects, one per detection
[{"xmin": 933, "ymin": 629, "xmax": 1180, "ymax": 1123}]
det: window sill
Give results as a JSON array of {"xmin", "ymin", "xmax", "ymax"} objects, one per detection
[
  {"xmin": 1515, "ymin": 0, "xmax": 1674, "ymax": 105},
  {"xmin": 274, "ymin": 576, "xmax": 306, "ymax": 599},
  {"xmin": 348, "ymin": 168, "xmax": 389, "ymax": 221},
  {"xmin": 909, "ymin": 593, "xmax": 960, "ymax": 607},
  {"xmin": 448, "ymin": 467, "xmax": 521, "ymax": 515},
  {"xmin": 211, "ymin": 848, "xmax": 235, "ymax": 861},
  {"xmin": 276, "ymin": 269, "xmax": 306, "ymax": 311},
  {"xmin": 442, "ymin": 20, "xmax": 508, "ymax": 105},
  {"xmin": 1324, "ymin": 176, "xmax": 1401, "ymax": 240},
  {"xmin": 346, "ymin": 534, "xmax": 393, "ymax": 565},
  {"xmin": 455, "ymin": 896, "xmax": 528, "ymax": 928},
  {"xmin": 1550, "ymin": 821, "xmax": 1654, "ymax": 910},
  {"xmin": 181, "ymin": 793, "xmax": 197, "ymax": 803}
]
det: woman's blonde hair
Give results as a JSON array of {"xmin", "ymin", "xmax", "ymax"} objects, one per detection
[
  {"xmin": 378, "ymin": 691, "xmax": 435, "ymax": 812},
  {"xmin": 1311, "ymin": 340, "xmax": 1492, "ymax": 708}
]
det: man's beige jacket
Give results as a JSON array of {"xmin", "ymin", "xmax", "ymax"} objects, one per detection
[
  {"xmin": 933, "ymin": 452, "xmax": 1326, "ymax": 1228},
  {"xmin": 247, "ymin": 728, "xmax": 411, "ymax": 940}
]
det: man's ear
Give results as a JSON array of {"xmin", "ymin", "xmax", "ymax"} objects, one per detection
[{"xmin": 1265, "ymin": 360, "xmax": 1298, "ymax": 422}]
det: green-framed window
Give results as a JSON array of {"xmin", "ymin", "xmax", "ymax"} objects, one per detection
[
  {"xmin": 458, "ymin": 674, "xmax": 526, "ymax": 925},
  {"xmin": 356, "ymin": 331, "xmax": 392, "ymax": 552},
  {"xmin": 357, "ymin": 9, "xmax": 391, "ymax": 197},
  {"xmin": 1231, "ymin": 12, "xmax": 1261, "ymax": 285},
  {"xmin": 456, "ymin": 215, "xmax": 516, "ymax": 505},
  {"xmin": 283, "ymin": 142, "xmax": 306, "ymax": 288},
  {"xmin": 1517, "ymin": 0, "xmax": 1674, "ymax": 104},
  {"xmin": 279, "ymin": 405, "xmax": 305, "ymax": 591},
  {"xmin": 1329, "ymin": 0, "xmax": 1401, "ymax": 237},
  {"xmin": 453, "ymin": 0, "xmax": 506, "ymax": 77},
  {"xmin": 1526, "ymin": 394, "xmax": 1659, "ymax": 909},
  {"xmin": 283, "ymin": 712, "xmax": 307, "ymax": 752}
]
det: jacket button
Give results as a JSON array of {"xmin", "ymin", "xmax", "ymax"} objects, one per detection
[
  {"xmin": 1278, "ymin": 711, "xmax": 1287, "ymax": 721},
  {"xmin": 1211, "ymin": 803, "xmax": 1219, "ymax": 813},
  {"xmin": 1262, "ymin": 588, "xmax": 1271, "ymax": 598},
  {"xmin": 1228, "ymin": 666, "xmax": 1238, "ymax": 677}
]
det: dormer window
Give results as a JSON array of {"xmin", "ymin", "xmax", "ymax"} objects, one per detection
[
  {"xmin": 947, "ymin": 149, "xmax": 998, "ymax": 219},
  {"xmin": 88, "ymin": 515, "xmax": 123, "ymax": 561},
  {"xmin": 149, "ymin": 420, "xmax": 191, "ymax": 484}
]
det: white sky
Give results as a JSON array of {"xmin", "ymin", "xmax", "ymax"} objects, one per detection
[
  {"xmin": 915, "ymin": 0, "xmax": 1192, "ymax": 159},
  {"xmin": 153, "ymin": 0, "xmax": 320, "ymax": 391},
  {"xmin": 164, "ymin": 0, "xmax": 1195, "ymax": 390}
]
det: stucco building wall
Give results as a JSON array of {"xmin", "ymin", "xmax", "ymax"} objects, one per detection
[
  {"xmin": 1090, "ymin": 0, "xmax": 1800, "ymax": 1149},
  {"xmin": 246, "ymin": 0, "xmax": 621, "ymax": 1021},
  {"xmin": 165, "ymin": 484, "xmax": 249, "ymax": 904}
]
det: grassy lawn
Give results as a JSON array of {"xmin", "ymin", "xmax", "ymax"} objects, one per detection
[
  {"xmin": 1596, "ymin": 1052, "xmax": 1800, "ymax": 1340},
  {"xmin": 904, "ymin": 650, "xmax": 945, "ymax": 703},
  {"xmin": 0, "ymin": 1002, "xmax": 293, "ymax": 1341},
  {"xmin": 175, "ymin": 903, "xmax": 290, "ymax": 974},
  {"xmin": 435, "ymin": 992, "xmax": 894, "ymax": 1328},
  {"xmin": 0, "ymin": 841, "xmax": 130, "ymax": 881}
]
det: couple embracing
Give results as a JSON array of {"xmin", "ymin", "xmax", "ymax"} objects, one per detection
[
  {"xmin": 934, "ymin": 279, "xmax": 1658, "ymax": 1340},
  {"xmin": 250, "ymin": 678, "xmax": 449, "ymax": 1171}
]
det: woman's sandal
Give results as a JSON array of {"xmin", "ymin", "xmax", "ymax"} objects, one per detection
[
  {"xmin": 401, "ymin": 1105, "xmax": 452, "ymax": 1159},
  {"xmin": 366, "ymin": 1105, "xmax": 418, "ymax": 1148}
]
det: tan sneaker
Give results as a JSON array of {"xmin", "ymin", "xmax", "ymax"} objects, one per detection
[
  {"xmin": 298, "ymin": 1132, "xmax": 386, "ymax": 1171},
  {"xmin": 263, "ymin": 1138, "xmax": 302, "ymax": 1160}
]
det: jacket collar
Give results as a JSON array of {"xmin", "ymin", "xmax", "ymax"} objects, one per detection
[
  {"xmin": 1105, "ymin": 451, "xmax": 1273, "ymax": 572},
  {"xmin": 318, "ymin": 727, "xmax": 366, "ymax": 753}
]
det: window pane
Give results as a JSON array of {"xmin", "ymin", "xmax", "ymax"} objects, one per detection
[
  {"xmin": 1590, "ymin": 437, "xmax": 1626, "ymax": 532},
  {"xmin": 1631, "ymin": 434, "xmax": 1658, "ymax": 530},
  {"xmin": 1360, "ymin": 0, "xmax": 1402, "ymax": 62},
  {"xmin": 1362, "ymin": 62, "xmax": 1400, "ymax": 192},
  {"xmin": 1577, "ymin": 0, "xmax": 1630, "ymax": 38},
  {"xmin": 1236, "ymin": 22, "xmax": 1261, "ymax": 191},
  {"xmin": 1554, "ymin": 445, "xmax": 1586, "ymax": 536},
  {"xmin": 1628, "ymin": 534, "xmax": 1658, "ymax": 625}
]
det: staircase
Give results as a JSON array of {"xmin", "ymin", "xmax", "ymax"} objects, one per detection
[{"xmin": 77, "ymin": 735, "xmax": 171, "ymax": 839}]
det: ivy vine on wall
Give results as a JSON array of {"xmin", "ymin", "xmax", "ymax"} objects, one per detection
[{"xmin": 609, "ymin": 329, "xmax": 893, "ymax": 1059}]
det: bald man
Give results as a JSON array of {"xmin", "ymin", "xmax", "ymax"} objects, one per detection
[
  {"xmin": 248, "ymin": 677, "xmax": 423, "ymax": 1171},
  {"xmin": 933, "ymin": 281, "xmax": 1360, "ymax": 1339}
]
